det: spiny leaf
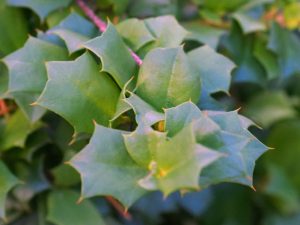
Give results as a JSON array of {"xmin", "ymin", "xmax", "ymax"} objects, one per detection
[
  {"xmin": 254, "ymin": 36, "xmax": 279, "ymax": 80},
  {"xmin": 124, "ymin": 124, "xmax": 166, "ymax": 168},
  {"xmin": 144, "ymin": 15, "xmax": 188, "ymax": 49},
  {"xmin": 233, "ymin": 12, "xmax": 265, "ymax": 34},
  {"xmin": 139, "ymin": 124, "xmax": 222, "ymax": 196},
  {"xmin": 223, "ymin": 22, "xmax": 266, "ymax": 84},
  {"xmin": 116, "ymin": 18, "xmax": 155, "ymax": 51},
  {"xmin": 83, "ymin": 22, "xmax": 136, "ymax": 88},
  {"xmin": 36, "ymin": 52, "xmax": 120, "ymax": 135},
  {"xmin": 165, "ymin": 101, "xmax": 202, "ymax": 137},
  {"xmin": 183, "ymin": 22, "xmax": 225, "ymax": 49},
  {"xmin": 3, "ymin": 37, "xmax": 68, "ymax": 122},
  {"xmin": 7, "ymin": 0, "xmax": 72, "ymax": 20},
  {"xmin": 0, "ymin": 0, "xmax": 28, "ymax": 56},
  {"xmin": 47, "ymin": 190, "xmax": 105, "ymax": 225},
  {"xmin": 188, "ymin": 45, "xmax": 235, "ymax": 109},
  {"xmin": 125, "ymin": 93, "xmax": 164, "ymax": 126},
  {"xmin": 199, "ymin": 110, "xmax": 269, "ymax": 188},
  {"xmin": 136, "ymin": 47, "xmax": 201, "ymax": 110},
  {"xmin": 0, "ymin": 161, "xmax": 19, "ymax": 219},
  {"xmin": 243, "ymin": 91, "xmax": 296, "ymax": 127},
  {"xmin": 69, "ymin": 124, "xmax": 148, "ymax": 208},
  {"xmin": 49, "ymin": 12, "xmax": 99, "ymax": 54}
]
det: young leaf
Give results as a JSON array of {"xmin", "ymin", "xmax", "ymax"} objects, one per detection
[
  {"xmin": 0, "ymin": 161, "xmax": 19, "ymax": 219},
  {"xmin": 136, "ymin": 47, "xmax": 201, "ymax": 110},
  {"xmin": 36, "ymin": 52, "xmax": 120, "ymax": 134},
  {"xmin": 139, "ymin": 124, "xmax": 222, "ymax": 196},
  {"xmin": 124, "ymin": 124, "xmax": 166, "ymax": 168},
  {"xmin": 3, "ymin": 37, "xmax": 68, "ymax": 121},
  {"xmin": 47, "ymin": 190, "xmax": 105, "ymax": 225},
  {"xmin": 83, "ymin": 22, "xmax": 136, "ymax": 88},
  {"xmin": 69, "ymin": 124, "xmax": 148, "ymax": 208},
  {"xmin": 165, "ymin": 101, "xmax": 202, "ymax": 137}
]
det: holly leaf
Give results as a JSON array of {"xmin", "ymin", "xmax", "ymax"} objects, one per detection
[
  {"xmin": 254, "ymin": 36, "xmax": 279, "ymax": 80},
  {"xmin": 243, "ymin": 91, "xmax": 296, "ymax": 127},
  {"xmin": 83, "ymin": 22, "xmax": 136, "ymax": 88},
  {"xmin": 223, "ymin": 22, "xmax": 266, "ymax": 84},
  {"xmin": 0, "ymin": 110, "xmax": 41, "ymax": 151},
  {"xmin": 3, "ymin": 37, "xmax": 68, "ymax": 122},
  {"xmin": 144, "ymin": 15, "xmax": 188, "ymax": 49},
  {"xmin": 124, "ymin": 124, "xmax": 166, "ymax": 168},
  {"xmin": 164, "ymin": 101, "xmax": 202, "ymax": 137},
  {"xmin": 125, "ymin": 93, "xmax": 164, "ymax": 126},
  {"xmin": 7, "ymin": 0, "xmax": 72, "ymax": 20},
  {"xmin": 188, "ymin": 45, "xmax": 235, "ymax": 109},
  {"xmin": 0, "ymin": 161, "xmax": 19, "ymax": 219},
  {"xmin": 47, "ymin": 190, "xmax": 105, "ymax": 225},
  {"xmin": 268, "ymin": 22, "xmax": 300, "ymax": 78},
  {"xmin": 161, "ymin": 101, "xmax": 268, "ymax": 188},
  {"xmin": 139, "ymin": 124, "xmax": 222, "ymax": 196},
  {"xmin": 0, "ymin": 0, "xmax": 28, "ymax": 56},
  {"xmin": 69, "ymin": 124, "xmax": 148, "ymax": 208},
  {"xmin": 183, "ymin": 22, "xmax": 225, "ymax": 49},
  {"xmin": 233, "ymin": 12, "xmax": 265, "ymax": 34},
  {"xmin": 49, "ymin": 12, "xmax": 99, "ymax": 54},
  {"xmin": 36, "ymin": 52, "xmax": 120, "ymax": 135},
  {"xmin": 116, "ymin": 18, "xmax": 155, "ymax": 51},
  {"xmin": 199, "ymin": 110, "xmax": 269, "ymax": 188},
  {"xmin": 136, "ymin": 47, "xmax": 201, "ymax": 110}
]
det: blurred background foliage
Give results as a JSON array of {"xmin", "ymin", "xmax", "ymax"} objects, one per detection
[{"xmin": 0, "ymin": 0, "xmax": 300, "ymax": 224}]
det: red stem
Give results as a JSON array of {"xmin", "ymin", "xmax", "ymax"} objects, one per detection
[
  {"xmin": 105, "ymin": 196, "xmax": 132, "ymax": 220},
  {"xmin": 76, "ymin": 0, "xmax": 143, "ymax": 66}
]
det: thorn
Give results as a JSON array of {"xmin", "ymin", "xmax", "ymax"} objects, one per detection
[
  {"xmin": 30, "ymin": 101, "xmax": 38, "ymax": 106},
  {"xmin": 64, "ymin": 161, "xmax": 71, "ymax": 165},
  {"xmin": 77, "ymin": 196, "xmax": 84, "ymax": 204}
]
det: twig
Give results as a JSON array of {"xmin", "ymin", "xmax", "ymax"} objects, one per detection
[{"xmin": 76, "ymin": 0, "xmax": 143, "ymax": 66}]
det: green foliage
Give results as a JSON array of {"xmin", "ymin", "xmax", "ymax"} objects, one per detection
[{"xmin": 0, "ymin": 0, "xmax": 299, "ymax": 224}]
